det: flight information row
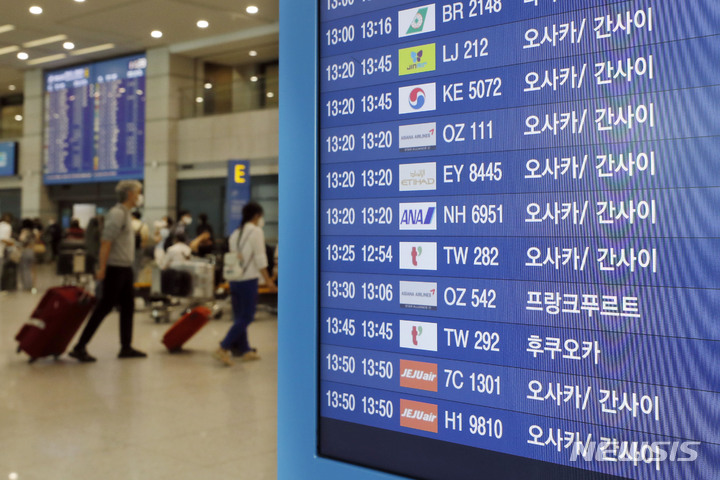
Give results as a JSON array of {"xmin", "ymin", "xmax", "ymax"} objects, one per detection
[
  {"xmin": 321, "ymin": 381, "xmax": 715, "ymax": 480},
  {"xmin": 321, "ymin": 187, "xmax": 720, "ymax": 236},
  {"xmin": 321, "ymin": 344, "xmax": 720, "ymax": 444}
]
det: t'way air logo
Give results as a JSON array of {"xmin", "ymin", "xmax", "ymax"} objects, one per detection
[
  {"xmin": 399, "ymin": 360, "xmax": 438, "ymax": 392},
  {"xmin": 400, "ymin": 399, "xmax": 438, "ymax": 433},
  {"xmin": 398, "ymin": 43, "xmax": 436, "ymax": 76}
]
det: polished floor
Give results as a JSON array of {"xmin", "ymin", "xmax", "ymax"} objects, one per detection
[{"xmin": 0, "ymin": 265, "xmax": 278, "ymax": 480}]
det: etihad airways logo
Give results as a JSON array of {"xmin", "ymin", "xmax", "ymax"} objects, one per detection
[
  {"xmin": 400, "ymin": 399, "xmax": 438, "ymax": 433},
  {"xmin": 400, "ymin": 360, "xmax": 438, "ymax": 392},
  {"xmin": 399, "ymin": 320, "xmax": 437, "ymax": 351},
  {"xmin": 398, "ymin": 5, "xmax": 436, "ymax": 38},
  {"xmin": 399, "ymin": 242, "xmax": 437, "ymax": 271},
  {"xmin": 399, "ymin": 202, "xmax": 437, "ymax": 230},
  {"xmin": 399, "ymin": 122, "xmax": 436, "ymax": 152},
  {"xmin": 399, "ymin": 163, "xmax": 436, "ymax": 192},
  {"xmin": 398, "ymin": 82, "xmax": 436, "ymax": 115}
]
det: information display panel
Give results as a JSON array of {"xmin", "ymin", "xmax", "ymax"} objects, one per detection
[
  {"xmin": 317, "ymin": 1, "xmax": 720, "ymax": 479},
  {"xmin": 43, "ymin": 53, "xmax": 147, "ymax": 185},
  {"xmin": 0, "ymin": 141, "xmax": 17, "ymax": 177}
]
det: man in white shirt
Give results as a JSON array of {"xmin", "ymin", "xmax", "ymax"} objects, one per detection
[{"xmin": 0, "ymin": 214, "xmax": 15, "ymax": 291}]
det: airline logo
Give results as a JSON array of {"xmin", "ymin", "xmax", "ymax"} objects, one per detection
[
  {"xmin": 398, "ymin": 43, "xmax": 436, "ymax": 76},
  {"xmin": 399, "ymin": 281, "xmax": 438, "ymax": 310},
  {"xmin": 399, "ymin": 320, "xmax": 437, "ymax": 351},
  {"xmin": 400, "ymin": 399, "xmax": 438, "ymax": 433},
  {"xmin": 399, "ymin": 163, "xmax": 437, "ymax": 192},
  {"xmin": 400, "ymin": 360, "xmax": 438, "ymax": 392},
  {"xmin": 398, "ymin": 5, "xmax": 436, "ymax": 38},
  {"xmin": 0, "ymin": 152, "xmax": 6, "ymax": 168},
  {"xmin": 398, "ymin": 83, "xmax": 436, "ymax": 114},
  {"xmin": 399, "ymin": 202, "xmax": 437, "ymax": 230},
  {"xmin": 399, "ymin": 242, "xmax": 437, "ymax": 271},
  {"xmin": 399, "ymin": 122, "xmax": 436, "ymax": 152}
]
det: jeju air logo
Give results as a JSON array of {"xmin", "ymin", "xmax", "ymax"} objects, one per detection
[
  {"xmin": 400, "ymin": 399, "xmax": 438, "ymax": 433},
  {"xmin": 399, "ymin": 360, "xmax": 438, "ymax": 392}
]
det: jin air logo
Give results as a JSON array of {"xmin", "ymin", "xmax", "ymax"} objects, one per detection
[
  {"xmin": 398, "ymin": 44, "xmax": 436, "ymax": 76},
  {"xmin": 398, "ymin": 5, "xmax": 436, "ymax": 38}
]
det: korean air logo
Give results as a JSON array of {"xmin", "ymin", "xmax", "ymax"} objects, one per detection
[
  {"xmin": 399, "ymin": 242, "xmax": 437, "ymax": 271},
  {"xmin": 399, "ymin": 320, "xmax": 437, "ymax": 351},
  {"xmin": 399, "ymin": 163, "xmax": 437, "ymax": 192},
  {"xmin": 399, "ymin": 203, "xmax": 437, "ymax": 231},
  {"xmin": 399, "ymin": 83, "xmax": 436, "ymax": 114},
  {"xmin": 399, "ymin": 281, "xmax": 438, "ymax": 310},
  {"xmin": 398, "ymin": 5, "xmax": 436, "ymax": 38},
  {"xmin": 400, "ymin": 399, "xmax": 438, "ymax": 433}
]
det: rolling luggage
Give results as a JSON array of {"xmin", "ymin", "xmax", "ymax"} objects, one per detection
[
  {"xmin": 15, "ymin": 286, "xmax": 96, "ymax": 362},
  {"xmin": 162, "ymin": 306, "xmax": 211, "ymax": 352}
]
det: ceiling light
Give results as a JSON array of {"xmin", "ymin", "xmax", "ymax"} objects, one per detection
[
  {"xmin": 204, "ymin": 83, "xmax": 212, "ymax": 89},
  {"xmin": 63, "ymin": 42, "xmax": 75, "ymax": 50},
  {"xmin": 197, "ymin": 20, "xmax": 209, "ymax": 29},
  {"xmin": 250, "ymin": 76, "xmax": 258, "ymax": 82},
  {"xmin": 151, "ymin": 30, "xmax": 163, "ymax": 39},
  {"xmin": 246, "ymin": 5, "xmax": 259, "ymax": 14},
  {"xmin": 29, "ymin": 6, "xmax": 43, "ymax": 14},
  {"xmin": 14, "ymin": 115, "xmax": 23, "ymax": 122},
  {"xmin": 266, "ymin": 92, "xmax": 274, "ymax": 98},
  {"xmin": 0, "ymin": 46, "xmax": 19, "ymax": 56},
  {"xmin": 74, "ymin": 0, "xmax": 86, "ymax": 2},
  {"xmin": 249, "ymin": 50, "xmax": 257, "ymax": 57},
  {"xmin": 23, "ymin": 34, "xmax": 67, "ymax": 48},
  {"xmin": 8, "ymin": 85, "xmax": 16, "ymax": 91},
  {"xmin": 0, "ymin": 25, "xmax": 15, "ymax": 34},
  {"xmin": 195, "ymin": 97, "xmax": 204, "ymax": 103},
  {"xmin": 69, "ymin": 43, "xmax": 115, "ymax": 55},
  {"xmin": 27, "ymin": 53, "xmax": 67, "ymax": 65},
  {"xmin": 17, "ymin": 52, "xmax": 29, "ymax": 60}
]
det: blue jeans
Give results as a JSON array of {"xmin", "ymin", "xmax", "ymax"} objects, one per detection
[{"xmin": 221, "ymin": 279, "xmax": 258, "ymax": 353}]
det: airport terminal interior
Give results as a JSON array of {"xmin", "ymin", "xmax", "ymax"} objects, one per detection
[{"xmin": 0, "ymin": 1, "xmax": 281, "ymax": 479}]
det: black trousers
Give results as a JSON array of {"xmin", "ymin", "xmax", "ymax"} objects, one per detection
[{"xmin": 76, "ymin": 265, "xmax": 135, "ymax": 349}]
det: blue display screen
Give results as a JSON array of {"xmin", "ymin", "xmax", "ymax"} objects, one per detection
[
  {"xmin": 0, "ymin": 142, "xmax": 17, "ymax": 177},
  {"xmin": 318, "ymin": 1, "xmax": 720, "ymax": 479},
  {"xmin": 43, "ymin": 53, "xmax": 147, "ymax": 184}
]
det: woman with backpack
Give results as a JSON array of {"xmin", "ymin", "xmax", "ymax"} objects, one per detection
[{"xmin": 214, "ymin": 202, "xmax": 277, "ymax": 366}]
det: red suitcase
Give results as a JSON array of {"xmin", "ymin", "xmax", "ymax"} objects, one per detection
[
  {"xmin": 162, "ymin": 306, "xmax": 211, "ymax": 352},
  {"xmin": 16, "ymin": 286, "xmax": 96, "ymax": 363}
]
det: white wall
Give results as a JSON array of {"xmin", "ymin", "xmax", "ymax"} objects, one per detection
[{"xmin": 176, "ymin": 108, "xmax": 279, "ymax": 179}]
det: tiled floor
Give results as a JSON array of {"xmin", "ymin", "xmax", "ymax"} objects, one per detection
[{"xmin": 0, "ymin": 264, "xmax": 278, "ymax": 480}]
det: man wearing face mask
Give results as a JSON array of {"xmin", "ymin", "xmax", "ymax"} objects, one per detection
[
  {"xmin": 69, "ymin": 180, "xmax": 147, "ymax": 362},
  {"xmin": 163, "ymin": 210, "xmax": 192, "ymax": 251}
]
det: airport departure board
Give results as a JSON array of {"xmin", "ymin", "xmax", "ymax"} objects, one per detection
[
  {"xmin": 44, "ymin": 54, "xmax": 146, "ymax": 185},
  {"xmin": 318, "ymin": 1, "xmax": 720, "ymax": 479}
]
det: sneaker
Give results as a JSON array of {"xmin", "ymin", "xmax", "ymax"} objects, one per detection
[
  {"xmin": 69, "ymin": 348, "xmax": 96, "ymax": 363},
  {"xmin": 241, "ymin": 350, "xmax": 261, "ymax": 362},
  {"xmin": 118, "ymin": 347, "xmax": 147, "ymax": 359},
  {"xmin": 213, "ymin": 347, "xmax": 234, "ymax": 366},
  {"xmin": 230, "ymin": 347, "xmax": 257, "ymax": 358}
]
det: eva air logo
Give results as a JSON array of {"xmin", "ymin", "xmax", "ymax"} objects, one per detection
[{"xmin": 398, "ymin": 5, "xmax": 436, "ymax": 38}]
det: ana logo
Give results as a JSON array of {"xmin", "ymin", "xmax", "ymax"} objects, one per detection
[
  {"xmin": 398, "ymin": 5, "xmax": 436, "ymax": 38},
  {"xmin": 400, "ymin": 360, "xmax": 438, "ymax": 392},
  {"xmin": 399, "ymin": 242, "xmax": 437, "ymax": 271},
  {"xmin": 399, "ymin": 281, "xmax": 438, "ymax": 310},
  {"xmin": 400, "ymin": 399, "xmax": 438, "ymax": 433},
  {"xmin": 398, "ymin": 43, "xmax": 436, "ymax": 76},
  {"xmin": 399, "ymin": 122, "xmax": 436, "ymax": 152},
  {"xmin": 398, "ymin": 164, "xmax": 437, "ymax": 192},
  {"xmin": 399, "ymin": 202, "xmax": 437, "ymax": 230},
  {"xmin": 399, "ymin": 83, "xmax": 436, "ymax": 114},
  {"xmin": 399, "ymin": 320, "xmax": 438, "ymax": 351}
]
